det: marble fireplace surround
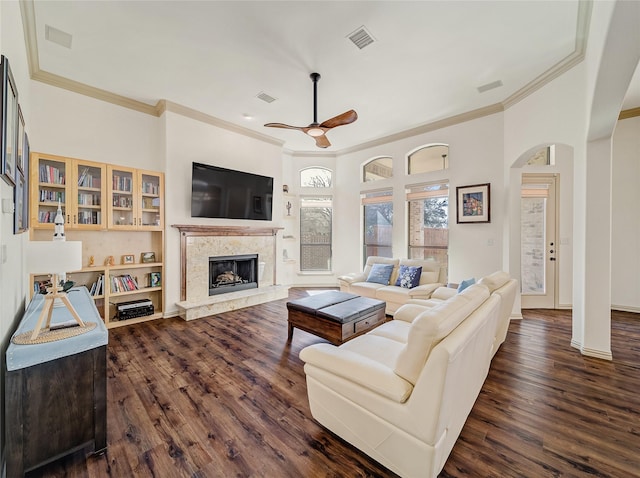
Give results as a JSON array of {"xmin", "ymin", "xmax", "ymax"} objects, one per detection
[{"xmin": 173, "ymin": 225, "xmax": 288, "ymax": 320}]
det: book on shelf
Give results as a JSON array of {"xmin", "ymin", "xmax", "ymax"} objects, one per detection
[
  {"xmin": 110, "ymin": 274, "xmax": 140, "ymax": 293},
  {"xmin": 89, "ymin": 274, "xmax": 104, "ymax": 296}
]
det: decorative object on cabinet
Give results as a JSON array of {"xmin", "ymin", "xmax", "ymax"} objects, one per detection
[
  {"xmin": 105, "ymin": 255, "xmax": 115, "ymax": 266},
  {"xmin": 456, "ymin": 183, "xmax": 491, "ymax": 224},
  {"xmin": 122, "ymin": 254, "xmax": 134, "ymax": 264},
  {"xmin": 150, "ymin": 271, "xmax": 161, "ymax": 287},
  {"xmin": 24, "ymin": 241, "xmax": 88, "ymax": 341},
  {"xmin": 141, "ymin": 251, "xmax": 156, "ymax": 263},
  {"xmin": 1, "ymin": 55, "xmax": 18, "ymax": 187}
]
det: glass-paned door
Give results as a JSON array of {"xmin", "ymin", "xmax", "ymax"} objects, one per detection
[{"xmin": 521, "ymin": 174, "xmax": 557, "ymax": 308}]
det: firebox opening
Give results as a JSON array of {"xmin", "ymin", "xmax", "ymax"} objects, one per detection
[{"xmin": 209, "ymin": 254, "xmax": 258, "ymax": 296}]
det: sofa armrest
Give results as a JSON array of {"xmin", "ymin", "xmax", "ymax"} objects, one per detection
[
  {"xmin": 337, "ymin": 272, "xmax": 367, "ymax": 286},
  {"xmin": 407, "ymin": 282, "xmax": 442, "ymax": 300},
  {"xmin": 431, "ymin": 286, "xmax": 457, "ymax": 300},
  {"xmin": 299, "ymin": 343, "xmax": 413, "ymax": 403}
]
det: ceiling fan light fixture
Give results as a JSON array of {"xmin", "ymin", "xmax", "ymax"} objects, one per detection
[{"xmin": 307, "ymin": 127, "xmax": 324, "ymax": 137}]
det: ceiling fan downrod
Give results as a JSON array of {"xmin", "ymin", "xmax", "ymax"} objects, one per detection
[{"xmin": 310, "ymin": 72, "xmax": 320, "ymax": 126}]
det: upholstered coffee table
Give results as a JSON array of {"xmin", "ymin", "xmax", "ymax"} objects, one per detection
[{"xmin": 286, "ymin": 291, "xmax": 386, "ymax": 345}]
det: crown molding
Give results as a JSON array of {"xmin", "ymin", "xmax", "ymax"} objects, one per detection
[
  {"xmin": 502, "ymin": 0, "xmax": 592, "ymax": 108},
  {"xmin": 337, "ymin": 103, "xmax": 504, "ymax": 155},
  {"xmin": 161, "ymin": 101, "xmax": 284, "ymax": 147},
  {"xmin": 619, "ymin": 107, "xmax": 640, "ymax": 120}
]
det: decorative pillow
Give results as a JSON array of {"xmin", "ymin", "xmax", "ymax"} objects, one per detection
[
  {"xmin": 395, "ymin": 265, "xmax": 422, "ymax": 289},
  {"xmin": 457, "ymin": 277, "xmax": 476, "ymax": 292},
  {"xmin": 366, "ymin": 264, "xmax": 394, "ymax": 285}
]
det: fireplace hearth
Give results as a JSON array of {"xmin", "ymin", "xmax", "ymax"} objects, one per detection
[{"xmin": 209, "ymin": 254, "xmax": 258, "ymax": 296}]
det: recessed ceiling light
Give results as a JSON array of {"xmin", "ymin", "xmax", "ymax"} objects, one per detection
[
  {"xmin": 242, "ymin": 113, "xmax": 253, "ymax": 120},
  {"xmin": 256, "ymin": 92, "xmax": 277, "ymax": 103}
]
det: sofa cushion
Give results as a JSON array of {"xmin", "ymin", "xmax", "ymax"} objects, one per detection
[
  {"xmin": 366, "ymin": 263, "xmax": 395, "ymax": 285},
  {"xmin": 375, "ymin": 285, "xmax": 413, "ymax": 304},
  {"xmin": 367, "ymin": 320, "xmax": 411, "ymax": 344},
  {"xmin": 399, "ymin": 259, "xmax": 440, "ymax": 285},
  {"xmin": 477, "ymin": 271, "xmax": 510, "ymax": 292},
  {"xmin": 394, "ymin": 284, "xmax": 490, "ymax": 385},
  {"xmin": 395, "ymin": 265, "xmax": 422, "ymax": 288},
  {"xmin": 349, "ymin": 281, "xmax": 387, "ymax": 296},
  {"xmin": 457, "ymin": 277, "xmax": 476, "ymax": 292}
]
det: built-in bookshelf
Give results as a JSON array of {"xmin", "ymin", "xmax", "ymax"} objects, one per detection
[{"xmin": 29, "ymin": 152, "xmax": 165, "ymax": 329}]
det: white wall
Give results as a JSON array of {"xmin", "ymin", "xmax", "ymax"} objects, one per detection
[
  {"xmin": 0, "ymin": 0, "xmax": 32, "ymax": 463},
  {"xmin": 163, "ymin": 112, "xmax": 285, "ymax": 316},
  {"xmin": 612, "ymin": 116, "xmax": 640, "ymax": 312}
]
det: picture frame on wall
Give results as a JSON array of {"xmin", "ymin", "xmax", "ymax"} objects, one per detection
[
  {"xmin": 1, "ymin": 55, "xmax": 18, "ymax": 187},
  {"xmin": 22, "ymin": 133, "xmax": 30, "ymax": 230},
  {"xmin": 456, "ymin": 183, "xmax": 491, "ymax": 224},
  {"xmin": 17, "ymin": 105, "xmax": 24, "ymax": 173},
  {"xmin": 14, "ymin": 171, "xmax": 25, "ymax": 234}
]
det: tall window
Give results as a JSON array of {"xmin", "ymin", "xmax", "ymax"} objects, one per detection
[
  {"xmin": 363, "ymin": 156, "xmax": 393, "ymax": 182},
  {"xmin": 300, "ymin": 197, "xmax": 332, "ymax": 271},
  {"xmin": 408, "ymin": 144, "xmax": 449, "ymax": 174},
  {"xmin": 362, "ymin": 190, "xmax": 393, "ymax": 263},
  {"xmin": 407, "ymin": 182, "xmax": 449, "ymax": 280}
]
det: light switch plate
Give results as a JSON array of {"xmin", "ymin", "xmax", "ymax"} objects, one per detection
[{"xmin": 2, "ymin": 198, "xmax": 14, "ymax": 214}]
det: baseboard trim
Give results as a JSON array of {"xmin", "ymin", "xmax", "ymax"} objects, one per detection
[
  {"xmin": 580, "ymin": 346, "xmax": 613, "ymax": 361},
  {"xmin": 611, "ymin": 304, "xmax": 640, "ymax": 314}
]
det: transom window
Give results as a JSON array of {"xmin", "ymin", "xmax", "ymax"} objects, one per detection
[
  {"xmin": 408, "ymin": 144, "xmax": 449, "ymax": 175},
  {"xmin": 300, "ymin": 167, "xmax": 332, "ymax": 188},
  {"xmin": 363, "ymin": 156, "xmax": 393, "ymax": 182}
]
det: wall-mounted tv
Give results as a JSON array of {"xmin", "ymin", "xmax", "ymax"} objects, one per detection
[{"xmin": 191, "ymin": 162, "xmax": 273, "ymax": 220}]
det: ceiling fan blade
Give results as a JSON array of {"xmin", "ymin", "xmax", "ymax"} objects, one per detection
[
  {"xmin": 264, "ymin": 122, "xmax": 305, "ymax": 131},
  {"xmin": 319, "ymin": 109, "xmax": 358, "ymax": 129},
  {"xmin": 314, "ymin": 134, "xmax": 331, "ymax": 148}
]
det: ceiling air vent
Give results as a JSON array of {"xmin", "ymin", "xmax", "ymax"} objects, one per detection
[
  {"xmin": 477, "ymin": 80, "xmax": 503, "ymax": 93},
  {"xmin": 45, "ymin": 24, "xmax": 73, "ymax": 49},
  {"xmin": 256, "ymin": 92, "xmax": 277, "ymax": 103},
  {"xmin": 347, "ymin": 26, "xmax": 375, "ymax": 50}
]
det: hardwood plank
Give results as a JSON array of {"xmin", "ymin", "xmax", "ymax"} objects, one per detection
[{"xmin": 25, "ymin": 291, "xmax": 640, "ymax": 477}]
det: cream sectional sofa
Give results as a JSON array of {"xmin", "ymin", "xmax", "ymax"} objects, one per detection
[
  {"xmin": 300, "ymin": 271, "xmax": 517, "ymax": 478},
  {"xmin": 337, "ymin": 256, "xmax": 445, "ymax": 315}
]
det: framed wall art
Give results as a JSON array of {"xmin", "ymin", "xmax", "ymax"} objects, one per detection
[
  {"xmin": 14, "ymin": 172, "xmax": 25, "ymax": 233},
  {"xmin": 456, "ymin": 183, "xmax": 491, "ymax": 224},
  {"xmin": 1, "ymin": 55, "xmax": 18, "ymax": 187},
  {"xmin": 22, "ymin": 133, "xmax": 30, "ymax": 230},
  {"xmin": 17, "ymin": 105, "xmax": 24, "ymax": 173}
]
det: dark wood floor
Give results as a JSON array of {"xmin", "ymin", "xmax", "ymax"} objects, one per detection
[{"xmin": 26, "ymin": 289, "xmax": 640, "ymax": 477}]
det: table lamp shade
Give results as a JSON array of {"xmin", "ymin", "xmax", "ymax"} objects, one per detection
[{"xmin": 27, "ymin": 241, "xmax": 83, "ymax": 274}]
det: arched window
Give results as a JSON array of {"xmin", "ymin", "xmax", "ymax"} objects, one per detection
[
  {"xmin": 300, "ymin": 167, "xmax": 332, "ymax": 188},
  {"xmin": 408, "ymin": 144, "xmax": 449, "ymax": 174},
  {"xmin": 363, "ymin": 156, "xmax": 393, "ymax": 182}
]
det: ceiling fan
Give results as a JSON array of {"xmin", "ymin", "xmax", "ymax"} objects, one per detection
[{"xmin": 264, "ymin": 72, "xmax": 358, "ymax": 148}]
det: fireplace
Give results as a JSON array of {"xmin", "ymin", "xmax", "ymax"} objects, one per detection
[{"xmin": 209, "ymin": 254, "xmax": 258, "ymax": 296}]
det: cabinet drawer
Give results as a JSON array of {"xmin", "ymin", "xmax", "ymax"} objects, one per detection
[{"xmin": 354, "ymin": 311, "xmax": 384, "ymax": 333}]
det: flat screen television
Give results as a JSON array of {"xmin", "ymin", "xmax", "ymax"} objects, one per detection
[{"xmin": 191, "ymin": 162, "xmax": 273, "ymax": 220}]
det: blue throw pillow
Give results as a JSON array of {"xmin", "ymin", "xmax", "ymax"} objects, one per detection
[
  {"xmin": 395, "ymin": 265, "xmax": 422, "ymax": 289},
  {"xmin": 457, "ymin": 277, "xmax": 476, "ymax": 292},
  {"xmin": 366, "ymin": 264, "xmax": 394, "ymax": 285}
]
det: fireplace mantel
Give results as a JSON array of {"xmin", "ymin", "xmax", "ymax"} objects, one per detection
[
  {"xmin": 172, "ymin": 225, "xmax": 282, "ymax": 237},
  {"xmin": 172, "ymin": 224, "xmax": 284, "ymax": 302}
]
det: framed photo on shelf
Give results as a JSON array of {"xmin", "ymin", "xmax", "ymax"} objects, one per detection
[
  {"xmin": 141, "ymin": 251, "xmax": 156, "ymax": 263},
  {"xmin": 122, "ymin": 254, "xmax": 135, "ymax": 264},
  {"xmin": 456, "ymin": 183, "xmax": 491, "ymax": 224},
  {"xmin": 149, "ymin": 272, "xmax": 161, "ymax": 288},
  {"xmin": 1, "ymin": 55, "xmax": 18, "ymax": 187}
]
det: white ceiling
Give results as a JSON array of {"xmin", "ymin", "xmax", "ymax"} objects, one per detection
[{"xmin": 30, "ymin": 1, "xmax": 639, "ymax": 152}]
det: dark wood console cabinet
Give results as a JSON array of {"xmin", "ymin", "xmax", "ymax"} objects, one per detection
[{"xmin": 5, "ymin": 288, "xmax": 107, "ymax": 476}]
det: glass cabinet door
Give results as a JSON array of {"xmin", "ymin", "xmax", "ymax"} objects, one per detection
[
  {"xmin": 138, "ymin": 170, "xmax": 164, "ymax": 230},
  {"xmin": 108, "ymin": 165, "xmax": 137, "ymax": 229},
  {"xmin": 32, "ymin": 154, "xmax": 70, "ymax": 229},
  {"xmin": 73, "ymin": 160, "xmax": 105, "ymax": 229}
]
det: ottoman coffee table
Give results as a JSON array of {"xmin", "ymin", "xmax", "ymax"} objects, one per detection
[{"xmin": 286, "ymin": 291, "xmax": 386, "ymax": 345}]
